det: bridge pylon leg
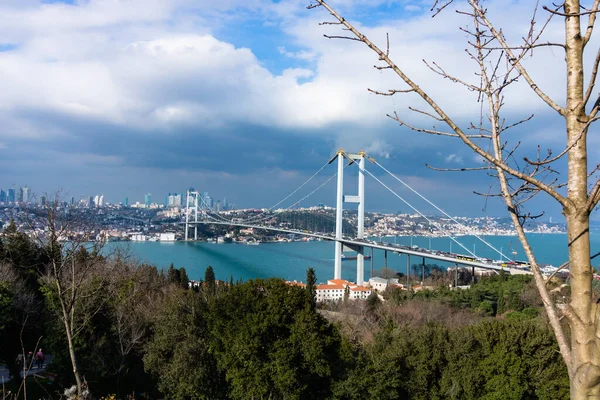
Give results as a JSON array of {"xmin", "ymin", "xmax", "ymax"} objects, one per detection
[
  {"xmin": 185, "ymin": 190, "xmax": 190, "ymax": 241},
  {"xmin": 334, "ymin": 152, "xmax": 344, "ymax": 280},
  {"xmin": 356, "ymin": 154, "xmax": 365, "ymax": 286}
]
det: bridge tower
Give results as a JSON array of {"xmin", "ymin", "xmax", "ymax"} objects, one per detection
[
  {"xmin": 185, "ymin": 190, "xmax": 199, "ymax": 240},
  {"xmin": 331, "ymin": 150, "xmax": 367, "ymax": 285}
]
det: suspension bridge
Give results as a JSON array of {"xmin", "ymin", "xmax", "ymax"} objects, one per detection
[{"xmin": 183, "ymin": 150, "xmax": 533, "ymax": 285}]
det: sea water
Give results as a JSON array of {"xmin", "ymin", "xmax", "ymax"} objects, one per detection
[{"xmin": 104, "ymin": 234, "xmax": 600, "ymax": 283}]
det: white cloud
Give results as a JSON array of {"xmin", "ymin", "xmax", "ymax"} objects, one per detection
[
  {"xmin": 404, "ymin": 5, "xmax": 422, "ymax": 12},
  {"xmin": 445, "ymin": 153, "xmax": 463, "ymax": 164},
  {"xmin": 0, "ymin": 0, "xmax": 595, "ymax": 166}
]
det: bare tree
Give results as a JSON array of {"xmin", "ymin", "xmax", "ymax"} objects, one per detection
[
  {"xmin": 308, "ymin": 0, "xmax": 600, "ymax": 397},
  {"xmin": 33, "ymin": 195, "xmax": 107, "ymax": 397}
]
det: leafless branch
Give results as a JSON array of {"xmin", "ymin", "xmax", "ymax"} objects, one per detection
[
  {"xmin": 387, "ymin": 112, "xmax": 457, "ymax": 136},
  {"xmin": 500, "ymin": 114, "xmax": 535, "ymax": 132},
  {"xmin": 422, "ymin": 60, "xmax": 483, "ymax": 91},
  {"xmin": 368, "ymin": 88, "xmax": 415, "ymax": 96},
  {"xmin": 323, "ymin": 34, "xmax": 361, "ymax": 41},
  {"xmin": 543, "ymin": 5, "xmax": 600, "ymax": 17},
  {"xmin": 431, "ymin": 0, "xmax": 454, "ymax": 18},
  {"xmin": 585, "ymin": 48, "xmax": 600, "ymax": 108},
  {"xmin": 408, "ymin": 106, "xmax": 445, "ymax": 122},
  {"xmin": 583, "ymin": 0, "xmax": 600, "ymax": 45},
  {"xmin": 426, "ymin": 163, "xmax": 492, "ymax": 172},
  {"xmin": 471, "ymin": 2, "xmax": 565, "ymax": 116},
  {"xmin": 478, "ymin": 42, "xmax": 566, "ymax": 50}
]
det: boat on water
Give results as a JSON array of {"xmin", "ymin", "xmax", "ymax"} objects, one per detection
[{"xmin": 342, "ymin": 254, "xmax": 372, "ymax": 261}]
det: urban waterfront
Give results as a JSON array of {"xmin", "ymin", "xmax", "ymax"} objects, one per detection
[{"xmin": 106, "ymin": 233, "xmax": 600, "ymax": 283}]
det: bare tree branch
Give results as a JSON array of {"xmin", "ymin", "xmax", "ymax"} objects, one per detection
[
  {"xmin": 312, "ymin": 0, "xmax": 570, "ymax": 208},
  {"xmin": 583, "ymin": 0, "xmax": 600, "ymax": 45},
  {"xmin": 472, "ymin": 2, "xmax": 565, "ymax": 116}
]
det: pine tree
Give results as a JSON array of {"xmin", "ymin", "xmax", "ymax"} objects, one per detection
[
  {"xmin": 179, "ymin": 267, "xmax": 189, "ymax": 289},
  {"xmin": 205, "ymin": 266, "xmax": 216, "ymax": 296},
  {"xmin": 306, "ymin": 268, "xmax": 317, "ymax": 310}
]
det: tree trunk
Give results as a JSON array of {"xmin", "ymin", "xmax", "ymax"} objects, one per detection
[
  {"xmin": 63, "ymin": 316, "xmax": 83, "ymax": 395},
  {"xmin": 562, "ymin": 1, "xmax": 600, "ymax": 397},
  {"xmin": 56, "ymin": 275, "xmax": 83, "ymax": 396}
]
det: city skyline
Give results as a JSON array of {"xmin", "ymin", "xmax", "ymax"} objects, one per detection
[{"xmin": 0, "ymin": 0, "xmax": 590, "ymax": 220}]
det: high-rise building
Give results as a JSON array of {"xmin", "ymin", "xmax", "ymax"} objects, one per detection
[
  {"xmin": 123, "ymin": 197, "xmax": 129, "ymax": 207},
  {"xmin": 17, "ymin": 188, "xmax": 23, "ymax": 202},
  {"xmin": 167, "ymin": 192, "xmax": 183, "ymax": 207},
  {"xmin": 223, "ymin": 197, "xmax": 228, "ymax": 210},
  {"xmin": 70, "ymin": 196, "xmax": 75, "ymax": 206},
  {"xmin": 98, "ymin": 195, "xmax": 104, "ymax": 207},
  {"xmin": 0, "ymin": 189, "xmax": 6, "ymax": 203},
  {"xmin": 40, "ymin": 196, "xmax": 46, "ymax": 206},
  {"xmin": 22, "ymin": 187, "xmax": 29, "ymax": 203},
  {"xmin": 144, "ymin": 193, "xmax": 152, "ymax": 207},
  {"xmin": 7, "ymin": 188, "xmax": 15, "ymax": 203}
]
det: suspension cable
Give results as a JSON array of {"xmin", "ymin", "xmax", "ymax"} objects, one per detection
[
  {"xmin": 371, "ymin": 157, "xmax": 512, "ymax": 262},
  {"xmin": 242, "ymin": 169, "xmax": 339, "ymax": 225},
  {"xmin": 362, "ymin": 167, "xmax": 478, "ymax": 258}
]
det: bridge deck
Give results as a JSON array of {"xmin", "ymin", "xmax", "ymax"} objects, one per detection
[{"xmin": 185, "ymin": 221, "xmax": 532, "ymax": 275}]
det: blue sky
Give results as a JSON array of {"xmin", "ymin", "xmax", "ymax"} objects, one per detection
[{"xmin": 0, "ymin": 0, "xmax": 597, "ymax": 220}]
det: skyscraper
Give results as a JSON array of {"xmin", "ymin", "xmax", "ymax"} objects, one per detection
[
  {"xmin": 0, "ymin": 189, "xmax": 6, "ymax": 203},
  {"xmin": 22, "ymin": 187, "xmax": 29, "ymax": 203},
  {"xmin": 144, "ymin": 193, "xmax": 152, "ymax": 207},
  {"xmin": 123, "ymin": 197, "xmax": 129, "ymax": 207},
  {"xmin": 7, "ymin": 188, "xmax": 15, "ymax": 203},
  {"xmin": 167, "ymin": 193, "xmax": 182, "ymax": 207}
]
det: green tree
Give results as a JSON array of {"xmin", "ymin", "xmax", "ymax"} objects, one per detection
[
  {"xmin": 144, "ymin": 290, "xmax": 224, "ymax": 399},
  {"xmin": 167, "ymin": 263, "xmax": 180, "ymax": 285},
  {"xmin": 207, "ymin": 279, "xmax": 342, "ymax": 399},
  {"xmin": 441, "ymin": 319, "xmax": 569, "ymax": 400},
  {"xmin": 179, "ymin": 267, "xmax": 189, "ymax": 289},
  {"xmin": 306, "ymin": 267, "xmax": 317, "ymax": 309},
  {"xmin": 205, "ymin": 266, "xmax": 216, "ymax": 296}
]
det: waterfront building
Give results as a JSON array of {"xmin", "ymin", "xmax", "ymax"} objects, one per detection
[
  {"xmin": 159, "ymin": 232, "xmax": 176, "ymax": 241},
  {"xmin": 313, "ymin": 279, "xmax": 372, "ymax": 302}
]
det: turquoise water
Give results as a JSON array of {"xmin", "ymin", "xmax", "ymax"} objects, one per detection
[{"xmin": 106, "ymin": 234, "xmax": 600, "ymax": 283}]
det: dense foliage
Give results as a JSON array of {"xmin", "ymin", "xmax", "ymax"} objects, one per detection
[{"xmin": 0, "ymin": 226, "xmax": 569, "ymax": 399}]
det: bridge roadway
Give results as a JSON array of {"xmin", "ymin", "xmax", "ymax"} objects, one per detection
[{"xmin": 186, "ymin": 221, "xmax": 533, "ymax": 276}]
